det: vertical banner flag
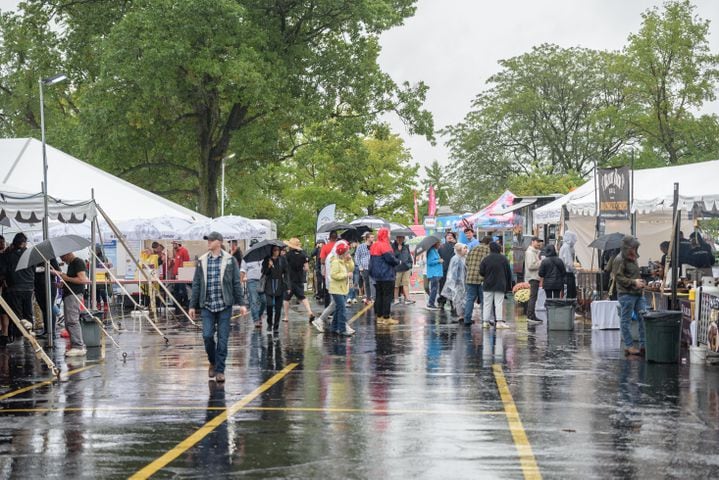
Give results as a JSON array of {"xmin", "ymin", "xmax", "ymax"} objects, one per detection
[
  {"xmin": 598, "ymin": 167, "xmax": 630, "ymax": 219},
  {"xmin": 316, "ymin": 204, "xmax": 336, "ymax": 231},
  {"xmin": 428, "ymin": 186, "xmax": 437, "ymax": 217},
  {"xmin": 413, "ymin": 190, "xmax": 419, "ymax": 225}
]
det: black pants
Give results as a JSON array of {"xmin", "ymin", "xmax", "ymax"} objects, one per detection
[
  {"xmin": 565, "ymin": 272, "xmax": 577, "ymax": 299},
  {"xmin": 545, "ymin": 289, "xmax": 562, "ymax": 299},
  {"xmin": 438, "ymin": 274, "xmax": 448, "ymax": 306},
  {"xmin": 265, "ymin": 294, "xmax": 283, "ymax": 330},
  {"xmin": 5, "ymin": 290, "xmax": 33, "ymax": 338},
  {"xmin": 173, "ymin": 283, "xmax": 189, "ymax": 312},
  {"xmin": 374, "ymin": 281, "xmax": 394, "ymax": 318},
  {"xmin": 527, "ymin": 280, "xmax": 540, "ymax": 320}
]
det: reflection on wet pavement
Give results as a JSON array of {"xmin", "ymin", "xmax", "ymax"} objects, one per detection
[{"xmin": 0, "ymin": 299, "xmax": 717, "ymax": 479}]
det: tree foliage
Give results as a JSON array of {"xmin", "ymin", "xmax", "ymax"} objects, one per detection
[{"xmin": 0, "ymin": 0, "xmax": 433, "ymax": 217}]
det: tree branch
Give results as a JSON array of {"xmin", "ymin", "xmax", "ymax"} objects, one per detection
[{"xmin": 118, "ymin": 162, "xmax": 197, "ymax": 177}]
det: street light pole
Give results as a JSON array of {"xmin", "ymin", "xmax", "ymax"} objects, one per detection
[
  {"xmin": 39, "ymin": 73, "xmax": 67, "ymax": 347},
  {"xmin": 221, "ymin": 153, "xmax": 235, "ymax": 217}
]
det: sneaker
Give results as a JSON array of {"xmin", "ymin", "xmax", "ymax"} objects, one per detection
[
  {"xmin": 404, "ymin": 298, "xmax": 416, "ymax": 305},
  {"xmin": 351, "ymin": 299, "xmax": 358, "ymax": 304},
  {"xmin": 483, "ymin": 321, "xmax": 491, "ymax": 329},
  {"xmin": 426, "ymin": 305, "xmax": 440, "ymax": 311},
  {"xmin": 20, "ymin": 319, "xmax": 33, "ymax": 331},
  {"xmin": 496, "ymin": 321, "xmax": 510, "ymax": 329},
  {"xmin": 208, "ymin": 364, "xmax": 216, "ymax": 379},
  {"xmin": 383, "ymin": 317, "xmax": 399, "ymax": 325},
  {"xmin": 527, "ymin": 318, "xmax": 542, "ymax": 325},
  {"xmin": 216, "ymin": 373, "xmax": 225, "ymax": 383},
  {"xmin": 345, "ymin": 324, "xmax": 355, "ymax": 334},
  {"xmin": 311, "ymin": 318, "xmax": 325, "ymax": 333},
  {"xmin": 393, "ymin": 299, "xmax": 401, "ymax": 305},
  {"xmin": 65, "ymin": 347, "xmax": 87, "ymax": 357},
  {"xmin": 346, "ymin": 300, "xmax": 352, "ymax": 307}
]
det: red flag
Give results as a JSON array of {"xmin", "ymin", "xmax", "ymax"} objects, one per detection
[
  {"xmin": 428, "ymin": 185, "xmax": 437, "ymax": 217},
  {"xmin": 413, "ymin": 190, "xmax": 419, "ymax": 225}
]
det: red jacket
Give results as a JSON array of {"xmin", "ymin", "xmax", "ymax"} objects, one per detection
[{"xmin": 172, "ymin": 246, "xmax": 190, "ymax": 278}]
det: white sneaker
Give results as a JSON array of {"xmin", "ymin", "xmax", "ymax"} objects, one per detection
[
  {"xmin": 393, "ymin": 299, "xmax": 402, "ymax": 305},
  {"xmin": 483, "ymin": 321, "xmax": 491, "ymax": 329},
  {"xmin": 496, "ymin": 321, "xmax": 510, "ymax": 329},
  {"xmin": 65, "ymin": 347, "xmax": 87, "ymax": 357},
  {"xmin": 351, "ymin": 299, "xmax": 358, "ymax": 304},
  {"xmin": 20, "ymin": 319, "xmax": 33, "ymax": 330},
  {"xmin": 345, "ymin": 325, "xmax": 355, "ymax": 335},
  {"xmin": 404, "ymin": 298, "xmax": 416, "ymax": 305},
  {"xmin": 346, "ymin": 300, "xmax": 352, "ymax": 307},
  {"xmin": 311, "ymin": 318, "xmax": 325, "ymax": 333}
]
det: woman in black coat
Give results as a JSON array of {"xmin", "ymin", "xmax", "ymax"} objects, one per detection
[
  {"xmin": 539, "ymin": 244, "xmax": 566, "ymax": 299},
  {"xmin": 261, "ymin": 246, "xmax": 289, "ymax": 333}
]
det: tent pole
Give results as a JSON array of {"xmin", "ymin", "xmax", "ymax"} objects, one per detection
[
  {"xmin": 630, "ymin": 151, "xmax": 636, "ymax": 237},
  {"xmin": 671, "ymin": 183, "xmax": 680, "ymax": 310},
  {"xmin": 95, "ymin": 203, "xmax": 197, "ymax": 327},
  {"xmin": 90, "ymin": 189, "xmax": 97, "ymax": 311}
]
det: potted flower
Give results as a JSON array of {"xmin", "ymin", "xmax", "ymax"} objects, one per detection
[{"xmin": 512, "ymin": 282, "xmax": 531, "ymax": 315}]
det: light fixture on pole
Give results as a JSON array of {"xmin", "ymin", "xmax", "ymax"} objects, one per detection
[
  {"xmin": 221, "ymin": 153, "xmax": 235, "ymax": 217},
  {"xmin": 39, "ymin": 72, "xmax": 67, "ymax": 348}
]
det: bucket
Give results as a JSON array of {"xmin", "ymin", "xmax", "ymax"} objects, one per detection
[
  {"xmin": 80, "ymin": 312, "xmax": 102, "ymax": 348},
  {"xmin": 689, "ymin": 345, "xmax": 707, "ymax": 365},
  {"xmin": 644, "ymin": 310, "xmax": 682, "ymax": 363},
  {"xmin": 545, "ymin": 299, "xmax": 575, "ymax": 331}
]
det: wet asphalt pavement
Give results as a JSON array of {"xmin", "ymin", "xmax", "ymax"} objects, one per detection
[{"xmin": 0, "ymin": 297, "xmax": 717, "ymax": 479}]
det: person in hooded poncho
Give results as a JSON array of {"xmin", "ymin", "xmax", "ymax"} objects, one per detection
[
  {"xmin": 539, "ymin": 244, "xmax": 566, "ymax": 299},
  {"xmin": 369, "ymin": 228, "xmax": 399, "ymax": 324},
  {"xmin": 441, "ymin": 243, "xmax": 468, "ymax": 320},
  {"xmin": 559, "ymin": 230, "xmax": 578, "ymax": 299}
]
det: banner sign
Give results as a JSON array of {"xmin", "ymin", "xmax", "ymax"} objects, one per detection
[
  {"xmin": 598, "ymin": 167, "xmax": 630, "ymax": 219},
  {"xmin": 316, "ymin": 204, "xmax": 336, "ymax": 231}
]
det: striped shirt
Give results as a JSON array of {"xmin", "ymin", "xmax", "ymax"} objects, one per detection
[{"xmin": 205, "ymin": 254, "xmax": 224, "ymax": 312}]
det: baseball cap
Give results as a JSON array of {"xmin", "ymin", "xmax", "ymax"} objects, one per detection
[{"xmin": 203, "ymin": 231, "xmax": 223, "ymax": 242}]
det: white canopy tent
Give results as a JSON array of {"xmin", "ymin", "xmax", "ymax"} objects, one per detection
[
  {"xmin": 532, "ymin": 161, "xmax": 718, "ymax": 267},
  {"xmin": 0, "ymin": 138, "xmax": 207, "ymax": 222}
]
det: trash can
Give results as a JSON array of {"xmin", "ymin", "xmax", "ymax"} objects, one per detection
[
  {"xmin": 80, "ymin": 312, "xmax": 102, "ymax": 348},
  {"xmin": 545, "ymin": 299, "xmax": 576, "ymax": 331},
  {"xmin": 643, "ymin": 310, "xmax": 682, "ymax": 363}
]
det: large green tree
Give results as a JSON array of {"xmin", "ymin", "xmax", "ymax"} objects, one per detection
[
  {"xmin": 444, "ymin": 44, "xmax": 631, "ymax": 210},
  {"xmin": 624, "ymin": 0, "xmax": 719, "ymax": 166},
  {"xmin": 0, "ymin": 0, "xmax": 433, "ymax": 216}
]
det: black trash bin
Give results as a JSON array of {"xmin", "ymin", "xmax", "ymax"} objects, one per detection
[{"xmin": 643, "ymin": 310, "xmax": 682, "ymax": 363}]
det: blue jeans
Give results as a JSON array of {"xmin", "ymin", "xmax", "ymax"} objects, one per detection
[
  {"xmin": 247, "ymin": 279, "xmax": 266, "ymax": 323},
  {"xmin": 348, "ymin": 267, "xmax": 360, "ymax": 301},
  {"xmin": 428, "ymin": 277, "xmax": 440, "ymax": 307},
  {"xmin": 201, "ymin": 307, "xmax": 232, "ymax": 373},
  {"xmin": 331, "ymin": 294, "xmax": 347, "ymax": 332},
  {"xmin": 464, "ymin": 283, "xmax": 483, "ymax": 324},
  {"xmin": 618, "ymin": 294, "xmax": 647, "ymax": 349}
]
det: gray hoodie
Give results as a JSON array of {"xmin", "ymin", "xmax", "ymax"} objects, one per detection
[{"xmin": 559, "ymin": 231, "xmax": 577, "ymax": 273}]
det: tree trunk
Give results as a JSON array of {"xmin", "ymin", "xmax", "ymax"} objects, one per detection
[{"xmin": 197, "ymin": 147, "xmax": 220, "ymax": 217}]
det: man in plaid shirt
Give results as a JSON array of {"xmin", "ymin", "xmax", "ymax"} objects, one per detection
[
  {"xmin": 190, "ymin": 231, "xmax": 247, "ymax": 384},
  {"xmin": 463, "ymin": 236, "xmax": 492, "ymax": 325}
]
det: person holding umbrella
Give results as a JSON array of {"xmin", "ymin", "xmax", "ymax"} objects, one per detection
[
  {"xmin": 262, "ymin": 245, "xmax": 289, "ymax": 334},
  {"xmin": 369, "ymin": 228, "xmax": 399, "ymax": 324},
  {"xmin": 54, "ymin": 249, "xmax": 89, "ymax": 356},
  {"xmin": 189, "ymin": 231, "xmax": 247, "ymax": 383}
]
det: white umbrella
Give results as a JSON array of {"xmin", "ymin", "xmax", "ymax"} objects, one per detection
[
  {"xmin": 150, "ymin": 216, "xmax": 194, "ymax": 239},
  {"xmin": 350, "ymin": 216, "xmax": 390, "ymax": 230},
  {"xmin": 114, "ymin": 218, "xmax": 162, "ymax": 241},
  {"xmin": 178, "ymin": 215, "xmax": 260, "ymax": 241}
]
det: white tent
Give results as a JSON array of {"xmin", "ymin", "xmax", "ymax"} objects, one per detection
[
  {"xmin": 533, "ymin": 161, "xmax": 718, "ymax": 267},
  {"xmin": 0, "ymin": 138, "xmax": 208, "ymax": 222}
]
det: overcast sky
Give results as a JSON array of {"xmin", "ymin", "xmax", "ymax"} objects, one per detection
[{"xmin": 377, "ymin": 0, "xmax": 719, "ymax": 171}]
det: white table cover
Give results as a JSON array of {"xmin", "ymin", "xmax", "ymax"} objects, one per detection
[{"xmin": 591, "ymin": 300, "xmax": 620, "ymax": 329}]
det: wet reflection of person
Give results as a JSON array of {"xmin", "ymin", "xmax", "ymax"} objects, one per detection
[
  {"xmin": 263, "ymin": 334, "xmax": 284, "ymax": 371},
  {"xmin": 608, "ymin": 360, "xmax": 645, "ymax": 479},
  {"xmin": 194, "ymin": 382, "xmax": 231, "ymax": 474}
]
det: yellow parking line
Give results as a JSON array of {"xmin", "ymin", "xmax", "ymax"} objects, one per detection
[
  {"xmin": 0, "ymin": 405, "xmax": 504, "ymax": 416},
  {"xmin": 129, "ymin": 362, "xmax": 299, "ymax": 480},
  {"xmin": 0, "ymin": 366, "xmax": 95, "ymax": 401},
  {"xmin": 493, "ymin": 364, "xmax": 542, "ymax": 480},
  {"xmin": 348, "ymin": 303, "xmax": 373, "ymax": 325}
]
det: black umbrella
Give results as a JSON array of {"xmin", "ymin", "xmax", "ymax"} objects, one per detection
[
  {"xmin": 350, "ymin": 216, "xmax": 390, "ymax": 230},
  {"xmin": 16, "ymin": 234, "xmax": 90, "ymax": 270},
  {"xmin": 588, "ymin": 232, "xmax": 625, "ymax": 251},
  {"xmin": 341, "ymin": 225, "xmax": 372, "ymax": 243},
  {"xmin": 243, "ymin": 239, "xmax": 286, "ymax": 263},
  {"xmin": 390, "ymin": 222, "xmax": 415, "ymax": 239},
  {"xmin": 317, "ymin": 221, "xmax": 356, "ymax": 234},
  {"xmin": 414, "ymin": 235, "xmax": 442, "ymax": 256}
]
